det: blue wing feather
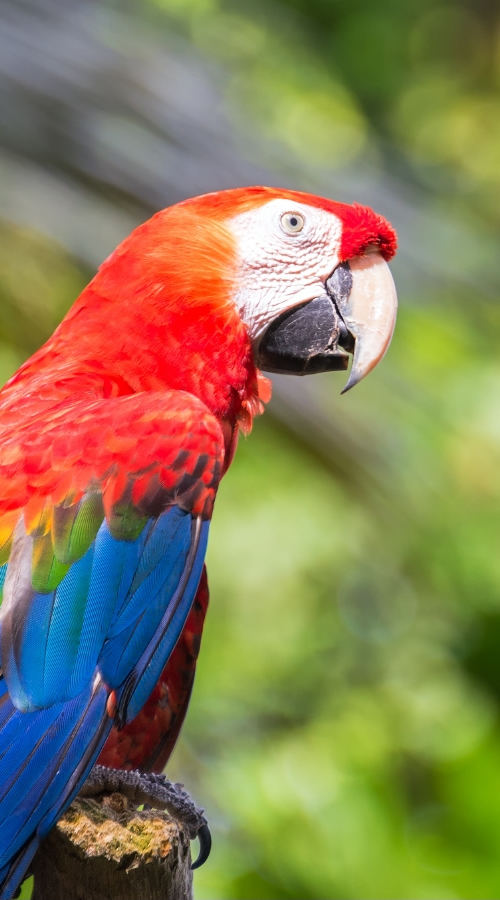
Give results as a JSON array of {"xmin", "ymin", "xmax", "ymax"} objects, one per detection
[
  {"xmin": 107, "ymin": 509, "xmax": 191, "ymax": 638},
  {"xmin": 99, "ymin": 509, "xmax": 193, "ymax": 686},
  {"xmin": 118, "ymin": 517, "xmax": 209, "ymax": 723},
  {"xmin": 0, "ymin": 678, "xmax": 109, "ymax": 896},
  {"xmin": 65, "ymin": 523, "xmax": 144, "ymax": 699},
  {"xmin": 16, "ymin": 589, "xmax": 56, "ymax": 706},
  {"xmin": 0, "ymin": 693, "xmax": 15, "ymax": 735}
]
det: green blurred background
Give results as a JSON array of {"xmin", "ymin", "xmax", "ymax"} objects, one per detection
[{"xmin": 4, "ymin": 0, "xmax": 500, "ymax": 897}]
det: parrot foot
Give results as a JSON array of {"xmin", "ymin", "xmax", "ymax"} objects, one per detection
[{"xmin": 80, "ymin": 764, "xmax": 211, "ymax": 869}]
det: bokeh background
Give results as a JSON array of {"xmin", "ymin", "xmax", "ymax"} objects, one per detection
[{"xmin": 4, "ymin": 0, "xmax": 500, "ymax": 897}]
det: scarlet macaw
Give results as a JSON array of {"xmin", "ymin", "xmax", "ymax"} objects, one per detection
[{"xmin": 0, "ymin": 186, "xmax": 397, "ymax": 898}]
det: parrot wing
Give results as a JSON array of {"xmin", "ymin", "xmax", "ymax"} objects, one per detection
[
  {"xmin": 98, "ymin": 564, "xmax": 210, "ymax": 773},
  {"xmin": 0, "ymin": 389, "xmax": 223, "ymax": 896}
]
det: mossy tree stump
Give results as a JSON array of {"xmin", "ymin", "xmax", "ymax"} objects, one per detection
[{"xmin": 30, "ymin": 793, "xmax": 193, "ymax": 900}]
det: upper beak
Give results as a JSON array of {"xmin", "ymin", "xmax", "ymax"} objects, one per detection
[{"xmin": 327, "ymin": 251, "xmax": 398, "ymax": 393}]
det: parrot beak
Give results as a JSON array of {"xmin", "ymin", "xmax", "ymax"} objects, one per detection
[
  {"xmin": 256, "ymin": 294, "xmax": 350, "ymax": 376},
  {"xmin": 256, "ymin": 249, "xmax": 397, "ymax": 389},
  {"xmin": 326, "ymin": 250, "xmax": 398, "ymax": 393}
]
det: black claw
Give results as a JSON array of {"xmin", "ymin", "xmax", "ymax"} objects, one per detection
[{"xmin": 191, "ymin": 823, "xmax": 212, "ymax": 870}]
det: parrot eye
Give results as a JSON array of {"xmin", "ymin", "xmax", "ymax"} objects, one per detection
[{"xmin": 280, "ymin": 212, "xmax": 305, "ymax": 234}]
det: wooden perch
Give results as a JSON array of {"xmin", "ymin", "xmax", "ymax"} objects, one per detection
[{"xmin": 30, "ymin": 792, "xmax": 194, "ymax": 900}]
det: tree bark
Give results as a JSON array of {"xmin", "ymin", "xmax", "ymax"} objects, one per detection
[{"xmin": 31, "ymin": 792, "xmax": 193, "ymax": 900}]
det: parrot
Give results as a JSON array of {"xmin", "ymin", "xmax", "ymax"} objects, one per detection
[{"xmin": 0, "ymin": 186, "xmax": 397, "ymax": 899}]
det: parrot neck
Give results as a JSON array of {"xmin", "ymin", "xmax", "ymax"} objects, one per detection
[{"xmin": 14, "ymin": 293, "xmax": 264, "ymax": 436}]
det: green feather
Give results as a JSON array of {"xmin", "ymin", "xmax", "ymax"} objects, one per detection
[
  {"xmin": 0, "ymin": 534, "xmax": 12, "ymax": 567},
  {"xmin": 52, "ymin": 492, "xmax": 104, "ymax": 565},
  {"xmin": 108, "ymin": 502, "xmax": 148, "ymax": 542},
  {"xmin": 32, "ymin": 532, "xmax": 70, "ymax": 593}
]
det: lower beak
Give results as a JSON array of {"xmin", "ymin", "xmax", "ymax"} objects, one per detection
[
  {"xmin": 327, "ymin": 251, "xmax": 398, "ymax": 393},
  {"xmin": 256, "ymin": 293, "xmax": 349, "ymax": 376}
]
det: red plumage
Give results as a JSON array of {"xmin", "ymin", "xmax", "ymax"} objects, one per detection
[{"xmin": 0, "ymin": 185, "xmax": 398, "ymax": 837}]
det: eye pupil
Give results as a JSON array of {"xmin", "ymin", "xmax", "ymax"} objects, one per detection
[{"xmin": 280, "ymin": 211, "xmax": 305, "ymax": 234}]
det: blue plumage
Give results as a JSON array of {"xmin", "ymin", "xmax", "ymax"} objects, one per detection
[
  {"xmin": 117, "ymin": 517, "xmax": 209, "ymax": 723},
  {"xmin": 0, "ymin": 679, "xmax": 110, "ymax": 900},
  {"xmin": 100, "ymin": 509, "xmax": 193, "ymax": 686},
  {"xmin": 0, "ymin": 503, "xmax": 209, "ymax": 899}
]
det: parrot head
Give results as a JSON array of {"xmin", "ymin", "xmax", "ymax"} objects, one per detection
[
  {"xmin": 25, "ymin": 186, "xmax": 397, "ymax": 428},
  {"xmin": 187, "ymin": 186, "xmax": 398, "ymax": 394}
]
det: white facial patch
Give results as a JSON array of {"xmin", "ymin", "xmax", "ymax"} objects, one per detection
[{"xmin": 228, "ymin": 198, "xmax": 343, "ymax": 343}]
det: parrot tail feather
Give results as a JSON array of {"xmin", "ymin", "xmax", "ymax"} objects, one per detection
[{"xmin": 0, "ymin": 675, "xmax": 112, "ymax": 900}]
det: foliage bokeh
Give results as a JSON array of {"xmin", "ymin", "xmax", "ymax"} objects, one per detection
[{"xmin": 5, "ymin": 0, "xmax": 500, "ymax": 897}]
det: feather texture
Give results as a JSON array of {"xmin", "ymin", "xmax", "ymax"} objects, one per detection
[{"xmin": 98, "ymin": 565, "xmax": 211, "ymax": 773}]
